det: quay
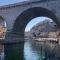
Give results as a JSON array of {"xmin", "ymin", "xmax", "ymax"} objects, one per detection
[{"xmin": 34, "ymin": 38, "xmax": 60, "ymax": 45}]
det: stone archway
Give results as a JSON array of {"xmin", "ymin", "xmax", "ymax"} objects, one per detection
[{"xmin": 13, "ymin": 7, "xmax": 59, "ymax": 37}]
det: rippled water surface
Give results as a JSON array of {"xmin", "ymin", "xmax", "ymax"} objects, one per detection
[
  {"xmin": 24, "ymin": 40, "xmax": 46, "ymax": 60},
  {"xmin": 4, "ymin": 40, "xmax": 60, "ymax": 60}
]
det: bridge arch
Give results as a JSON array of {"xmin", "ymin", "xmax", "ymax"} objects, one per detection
[{"xmin": 13, "ymin": 7, "xmax": 59, "ymax": 36}]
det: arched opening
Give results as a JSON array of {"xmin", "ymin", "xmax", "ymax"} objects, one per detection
[
  {"xmin": 25, "ymin": 16, "xmax": 54, "ymax": 32},
  {"xmin": 13, "ymin": 7, "xmax": 59, "ymax": 37},
  {"xmin": 24, "ymin": 16, "xmax": 58, "ymax": 39}
]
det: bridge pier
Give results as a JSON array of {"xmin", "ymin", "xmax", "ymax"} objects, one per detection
[
  {"xmin": 4, "ymin": 32, "xmax": 24, "ymax": 60},
  {"xmin": 4, "ymin": 32, "xmax": 24, "ymax": 43}
]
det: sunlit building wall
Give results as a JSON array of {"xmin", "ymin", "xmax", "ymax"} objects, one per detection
[{"xmin": 0, "ymin": 16, "xmax": 7, "ymax": 39}]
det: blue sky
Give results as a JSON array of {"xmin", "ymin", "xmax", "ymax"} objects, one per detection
[{"xmin": 0, "ymin": 0, "xmax": 28, "ymax": 6}]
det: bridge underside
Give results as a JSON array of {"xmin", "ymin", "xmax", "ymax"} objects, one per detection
[{"xmin": 13, "ymin": 7, "xmax": 60, "ymax": 35}]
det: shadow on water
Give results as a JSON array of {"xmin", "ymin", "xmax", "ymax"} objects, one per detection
[
  {"xmin": 4, "ymin": 38, "xmax": 60, "ymax": 60},
  {"xmin": 4, "ymin": 41, "xmax": 24, "ymax": 60}
]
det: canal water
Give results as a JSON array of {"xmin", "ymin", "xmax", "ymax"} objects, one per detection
[
  {"xmin": 1, "ymin": 39, "xmax": 60, "ymax": 60},
  {"xmin": 24, "ymin": 40, "xmax": 59, "ymax": 60},
  {"xmin": 24, "ymin": 40, "xmax": 45, "ymax": 60}
]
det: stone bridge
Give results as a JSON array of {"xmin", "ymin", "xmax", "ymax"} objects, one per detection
[{"xmin": 0, "ymin": 0, "xmax": 60, "ymax": 43}]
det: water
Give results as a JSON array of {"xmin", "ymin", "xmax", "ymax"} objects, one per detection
[
  {"xmin": 1, "ymin": 39, "xmax": 60, "ymax": 60},
  {"xmin": 24, "ymin": 40, "xmax": 45, "ymax": 60},
  {"xmin": 0, "ymin": 44, "xmax": 4, "ymax": 60},
  {"xmin": 4, "ymin": 43, "xmax": 24, "ymax": 60},
  {"xmin": 24, "ymin": 40, "xmax": 60, "ymax": 60},
  {"xmin": 4, "ymin": 40, "xmax": 46, "ymax": 60}
]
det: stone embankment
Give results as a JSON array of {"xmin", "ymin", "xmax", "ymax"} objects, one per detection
[{"xmin": 34, "ymin": 38, "xmax": 60, "ymax": 45}]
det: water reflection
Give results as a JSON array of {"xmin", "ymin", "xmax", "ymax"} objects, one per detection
[
  {"xmin": 4, "ymin": 43, "xmax": 24, "ymax": 60},
  {"xmin": 24, "ymin": 41, "xmax": 39, "ymax": 60},
  {"xmin": 24, "ymin": 40, "xmax": 45, "ymax": 60},
  {"xmin": 3, "ymin": 39, "xmax": 60, "ymax": 60},
  {"xmin": 0, "ymin": 44, "xmax": 4, "ymax": 60},
  {"xmin": 24, "ymin": 40, "xmax": 60, "ymax": 60}
]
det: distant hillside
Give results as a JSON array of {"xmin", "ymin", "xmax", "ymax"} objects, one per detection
[{"xmin": 30, "ymin": 20, "xmax": 60, "ymax": 38}]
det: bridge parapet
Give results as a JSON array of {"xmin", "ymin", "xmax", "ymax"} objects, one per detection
[{"xmin": 0, "ymin": 0, "xmax": 58, "ymax": 10}]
